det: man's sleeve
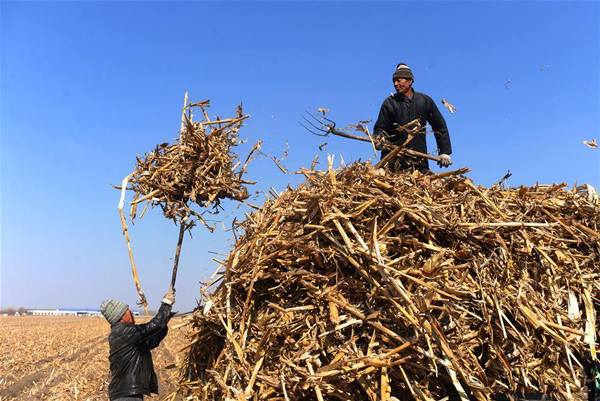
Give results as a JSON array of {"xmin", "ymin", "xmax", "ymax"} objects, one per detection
[
  {"xmin": 129, "ymin": 303, "xmax": 173, "ymax": 344},
  {"xmin": 145, "ymin": 326, "xmax": 168, "ymax": 350},
  {"xmin": 373, "ymin": 98, "xmax": 393, "ymax": 136},
  {"xmin": 144, "ymin": 310, "xmax": 176, "ymax": 349},
  {"xmin": 427, "ymin": 96, "xmax": 452, "ymax": 155}
]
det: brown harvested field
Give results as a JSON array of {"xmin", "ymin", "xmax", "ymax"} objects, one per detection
[{"xmin": 0, "ymin": 315, "xmax": 189, "ymax": 401}]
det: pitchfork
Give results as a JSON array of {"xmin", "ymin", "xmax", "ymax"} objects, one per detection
[
  {"xmin": 299, "ymin": 109, "xmax": 442, "ymax": 164},
  {"xmin": 300, "ymin": 108, "xmax": 375, "ymax": 142}
]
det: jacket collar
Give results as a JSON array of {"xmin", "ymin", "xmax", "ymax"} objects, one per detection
[{"xmin": 393, "ymin": 89, "xmax": 415, "ymax": 101}]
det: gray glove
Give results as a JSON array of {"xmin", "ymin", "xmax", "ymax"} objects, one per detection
[
  {"xmin": 374, "ymin": 132, "xmax": 387, "ymax": 151},
  {"xmin": 437, "ymin": 154, "xmax": 452, "ymax": 168},
  {"xmin": 162, "ymin": 287, "xmax": 176, "ymax": 306}
]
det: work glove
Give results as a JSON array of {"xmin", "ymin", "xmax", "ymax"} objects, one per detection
[
  {"xmin": 437, "ymin": 154, "xmax": 452, "ymax": 168},
  {"xmin": 373, "ymin": 132, "xmax": 387, "ymax": 151},
  {"xmin": 162, "ymin": 287, "xmax": 176, "ymax": 306}
]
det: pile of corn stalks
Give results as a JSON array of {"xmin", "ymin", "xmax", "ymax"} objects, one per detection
[
  {"xmin": 180, "ymin": 162, "xmax": 599, "ymax": 401},
  {"xmin": 127, "ymin": 99, "xmax": 258, "ymax": 227}
]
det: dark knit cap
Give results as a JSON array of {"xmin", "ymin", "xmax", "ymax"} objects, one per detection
[
  {"xmin": 100, "ymin": 299, "xmax": 129, "ymax": 325},
  {"xmin": 392, "ymin": 63, "xmax": 414, "ymax": 81}
]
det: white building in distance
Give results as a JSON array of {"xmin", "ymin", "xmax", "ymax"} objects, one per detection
[{"xmin": 28, "ymin": 308, "xmax": 140, "ymax": 317}]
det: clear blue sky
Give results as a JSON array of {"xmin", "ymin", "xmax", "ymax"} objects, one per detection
[{"xmin": 2, "ymin": 1, "xmax": 599, "ymax": 312}]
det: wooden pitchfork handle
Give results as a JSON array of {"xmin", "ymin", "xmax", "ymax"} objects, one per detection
[
  {"xmin": 170, "ymin": 221, "xmax": 186, "ymax": 290},
  {"xmin": 170, "ymin": 92, "xmax": 190, "ymax": 291},
  {"xmin": 327, "ymin": 127, "xmax": 442, "ymax": 163}
]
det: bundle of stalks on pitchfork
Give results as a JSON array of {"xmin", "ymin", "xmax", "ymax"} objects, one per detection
[{"xmin": 116, "ymin": 93, "xmax": 260, "ymax": 313}]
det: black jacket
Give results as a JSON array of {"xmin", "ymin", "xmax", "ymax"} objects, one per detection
[
  {"xmin": 374, "ymin": 90, "xmax": 452, "ymax": 170},
  {"xmin": 108, "ymin": 303, "xmax": 173, "ymax": 400}
]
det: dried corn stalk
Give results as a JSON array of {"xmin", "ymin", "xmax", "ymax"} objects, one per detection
[{"xmin": 179, "ymin": 162, "xmax": 599, "ymax": 401}]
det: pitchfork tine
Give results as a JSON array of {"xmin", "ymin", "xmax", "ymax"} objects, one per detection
[
  {"xmin": 298, "ymin": 121, "xmax": 328, "ymax": 137},
  {"xmin": 308, "ymin": 107, "xmax": 336, "ymax": 126},
  {"xmin": 304, "ymin": 109, "xmax": 325, "ymax": 126},
  {"xmin": 301, "ymin": 115, "xmax": 328, "ymax": 132},
  {"xmin": 304, "ymin": 110, "xmax": 327, "ymax": 127}
]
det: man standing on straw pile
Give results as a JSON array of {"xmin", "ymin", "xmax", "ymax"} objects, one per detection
[
  {"xmin": 374, "ymin": 62, "xmax": 453, "ymax": 172},
  {"xmin": 100, "ymin": 288, "xmax": 175, "ymax": 401}
]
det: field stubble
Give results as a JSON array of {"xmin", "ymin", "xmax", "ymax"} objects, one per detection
[{"xmin": 0, "ymin": 315, "xmax": 188, "ymax": 400}]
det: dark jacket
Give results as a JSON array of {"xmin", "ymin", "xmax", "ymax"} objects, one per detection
[
  {"xmin": 374, "ymin": 90, "xmax": 452, "ymax": 170},
  {"xmin": 108, "ymin": 303, "xmax": 173, "ymax": 400}
]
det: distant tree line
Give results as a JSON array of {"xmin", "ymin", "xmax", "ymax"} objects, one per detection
[{"xmin": 1, "ymin": 307, "xmax": 28, "ymax": 315}]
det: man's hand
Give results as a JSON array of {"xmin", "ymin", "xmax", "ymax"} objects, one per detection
[
  {"xmin": 437, "ymin": 154, "xmax": 452, "ymax": 168},
  {"xmin": 162, "ymin": 287, "xmax": 176, "ymax": 306},
  {"xmin": 373, "ymin": 132, "xmax": 387, "ymax": 151}
]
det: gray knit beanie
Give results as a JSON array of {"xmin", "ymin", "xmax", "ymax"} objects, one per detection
[
  {"xmin": 100, "ymin": 299, "xmax": 129, "ymax": 325},
  {"xmin": 392, "ymin": 63, "xmax": 414, "ymax": 81}
]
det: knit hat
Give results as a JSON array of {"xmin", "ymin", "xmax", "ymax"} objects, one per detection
[
  {"xmin": 100, "ymin": 299, "xmax": 129, "ymax": 325},
  {"xmin": 392, "ymin": 63, "xmax": 414, "ymax": 81}
]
